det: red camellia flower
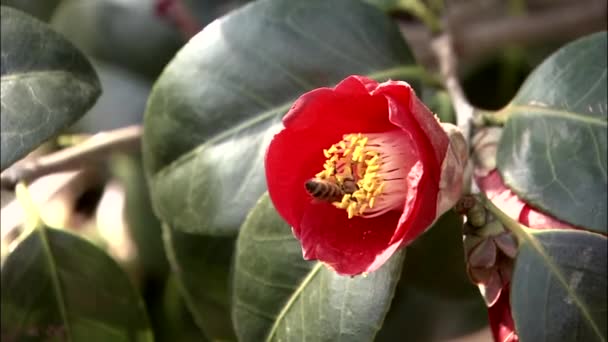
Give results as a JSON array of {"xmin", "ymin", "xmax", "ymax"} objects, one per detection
[{"xmin": 265, "ymin": 75, "xmax": 467, "ymax": 275}]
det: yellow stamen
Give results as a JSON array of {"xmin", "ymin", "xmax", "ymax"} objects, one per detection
[{"xmin": 312, "ymin": 133, "xmax": 387, "ymax": 219}]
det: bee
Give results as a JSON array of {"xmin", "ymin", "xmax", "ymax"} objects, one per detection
[{"xmin": 305, "ymin": 177, "xmax": 358, "ymax": 203}]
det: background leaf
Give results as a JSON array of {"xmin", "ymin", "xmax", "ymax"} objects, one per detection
[
  {"xmin": 0, "ymin": 0, "xmax": 61, "ymax": 21},
  {"xmin": 50, "ymin": 0, "xmax": 183, "ymax": 80},
  {"xmin": 111, "ymin": 155, "xmax": 168, "ymax": 278},
  {"xmin": 1, "ymin": 227, "xmax": 152, "ymax": 341},
  {"xmin": 143, "ymin": 0, "xmax": 421, "ymax": 236},
  {"xmin": 496, "ymin": 31, "xmax": 607, "ymax": 232},
  {"xmin": 376, "ymin": 211, "xmax": 488, "ymax": 341},
  {"xmin": 162, "ymin": 226, "xmax": 237, "ymax": 341},
  {"xmin": 0, "ymin": 6, "xmax": 101, "ymax": 171},
  {"xmin": 233, "ymin": 193, "xmax": 406, "ymax": 342},
  {"xmin": 511, "ymin": 229, "xmax": 607, "ymax": 342},
  {"xmin": 70, "ymin": 61, "xmax": 151, "ymax": 133}
]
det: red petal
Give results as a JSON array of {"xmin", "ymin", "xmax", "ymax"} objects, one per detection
[
  {"xmin": 282, "ymin": 76, "xmax": 393, "ymax": 132},
  {"xmin": 477, "ymin": 170, "xmax": 577, "ymax": 230},
  {"xmin": 488, "ymin": 287, "xmax": 519, "ymax": 342},
  {"xmin": 374, "ymin": 81, "xmax": 449, "ymax": 167},
  {"xmin": 298, "ymin": 202, "xmax": 402, "ymax": 275},
  {"xmin": 374, "ymin": 82, "xmax": 449, "ymax": 246},
  {"xmin": 266, "ymin": 77, "xmax": 396, "ymax": 233}
]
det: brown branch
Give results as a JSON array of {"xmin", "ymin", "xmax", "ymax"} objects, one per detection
[
  {"xmin": 431, "ymin": 33, "xmax": 474, "ymax": 141},
  {"xmin": 400, "ymin": 0, "xmax": 607, "ymax": 68},
  {"xmin": 1, "ymin": 125, "xmax": 142, "ymax": 191}
]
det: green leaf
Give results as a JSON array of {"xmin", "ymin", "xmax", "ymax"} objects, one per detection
[
  {"xmin": 401, "ymin": 211, "xmax": 481, "ymax": 299},
  {"xmin": 376, "ymin": 211, "xmax": 488, "ymax": 341},
  {"xmin": 50, "ymin": 0, "xmax": 183, "ymax": 79},
  {"xmin": 421, "ymin": 87, "xmax": 456, "ymax": 125},
  {"xmin": 147, "ymin": 275, "xmax": 210, "ymax": 342},
  {"xmin": 162, "ymin": 226, "xmax": 237, "ymax": 341},
  {"xmin": 143, "ymin": 0, "xmax": 421, "ymax": 236},
  {"xmin": 376, "ymin": 286, "xmax": 487, "ymax": 341},
  {"xmin": 182, "ymin": 0, "xmax": 251, "ymax": 26},
  {"xmin": 496, "ymin": 31, "xmax": 607, "ymax": 232},
  {"xmin": 511, "ymin": 229, "xmax": 607, "ymax": 342},
  {"xmin": 362, "ymin": 0, "xmax": 401, "ymax": 12},
  {"xmin": 0, "ymin": 0, "xmax": 61, "ymax": 21},
  {"xmin": 0, "ymin": 6, "xmax": 101, "ymax": 171},
  {"xmin": 1, "ymin": 227, "xmax": 152, "ymax": 341},
  {"xmin": 232, "ymin": 193, "xmax": 405, "ymax": 342}
]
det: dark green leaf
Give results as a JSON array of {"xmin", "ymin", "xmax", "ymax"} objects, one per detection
[
  {"xmin": 496, "ymin": 31, "xmax": 607, "ymax": 232},
  {"xmin": 182, "ymin": 0, "xmax": 251, "ymax": 27},
  {"xmin": 511, "ymin": 229, "xmax": 607, "ymax": 342},
  {"xmin": 143, "ymin": 0, "xmax": 421, "ymax": 236},
  {"xmin": 361, "ymin": 0, "xmax": 401, "ymax": 12},
  {"xmin": 0, "ymin": 6, "xmax": 101, "ymax": 171},
  {"xmin": 0, "ymin": 0, "xmax": 61, "ymax": 21},
  {"xmin": 50, "ymin": 0, "xmax": 183, "ymax": 79},
  {"xmin": 1, "ymin": 227, "xmax": 152, "ymax": 341},
  {"xmin": 152, "ymin": 275, "xmax": 210, "ymax": 342},
  {"xmin": 401, "ymin": 211, "xmax": 480, "ymax": 299},
  {"xmin": 233, "ymin": 193, "xmax": 405, "ymax": 342},
  {"xmin": 162, "ymin": 226, "xmax": 237, "ymax": 341},
  {"xmin": 376, "ymin": 286, "xmax": 487, "ymax": 341},
  {"xmin": 376, "ymin": 211, "xmax": 488, "ymax": 341}
]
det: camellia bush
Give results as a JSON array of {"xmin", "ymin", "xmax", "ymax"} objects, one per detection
[{"xmin": 1, "ymin": 0, "xmax": 606, "ymax": 341}]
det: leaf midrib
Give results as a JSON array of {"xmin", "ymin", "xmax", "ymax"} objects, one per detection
[
  {"xmin": 521, "ymin": 229, "xmax": 606, "ymax": 341},
  {"xmin": 37, "ymin": 228, "xmax": 73, "ymax": 342},
  {"xmin": 503, "ymin": 104, "xmax": 607, "ymax": 126},
  {"xmin": 264, "ymin": 262, "xmax": 323, "ymax": 341},
  {"xmin": 1, "ymin": 70, "xmax": 76, "ymax": 82},
  {"xmin": 486, "ymin": 198, "xmax": 606, "ymax": 341}
]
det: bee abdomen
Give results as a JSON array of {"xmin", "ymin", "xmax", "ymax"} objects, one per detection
[{"xmin": 305, "ymin": 179, "xmax": 344, "ymax": 202}]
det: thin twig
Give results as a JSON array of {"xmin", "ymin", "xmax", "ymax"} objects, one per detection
[
  {"xmin": 0, "ymin": 125, "xmax": 142, "ymax": 191},
  {"xmin": 400, "ymin": 0, "xmax": 606, "ymax": 68},
  {"xmin": 431, "ymin": 33, "xmax": 474, "ymax": 142}
]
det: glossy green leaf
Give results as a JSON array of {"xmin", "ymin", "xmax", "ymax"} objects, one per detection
[
  {"xmin": 162, "ymin": 226, "xmax": 237, "ymax": 341},
  {"xmin": 154, "ymin": 275, "xmax": 210, "ymax": 342},
  {"xmin": 143, "ymin": 0, "xmax": 421, "ymax": 236},
  {"xmin": 511, "ymin": 229, "xmax": 607, "ymax": 342},
  {"xmin": 232, "ymin": 193, "xmax": 406, "ymax": 342},
  {"xmin": 1, "ymin": 227, "xmax": 152, "ymax": 341},
  {"xmin": 0, "ymin": 6, "xmax": 101, "ymax": 171},
  {"xmin": 496, "ymin": 31, "xmax": 607, "ymax": 232}
]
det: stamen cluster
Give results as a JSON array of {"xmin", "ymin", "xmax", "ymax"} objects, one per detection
[{"xmin": 314, "ymin": 131, "xmax": 409, "ymax": 218}]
